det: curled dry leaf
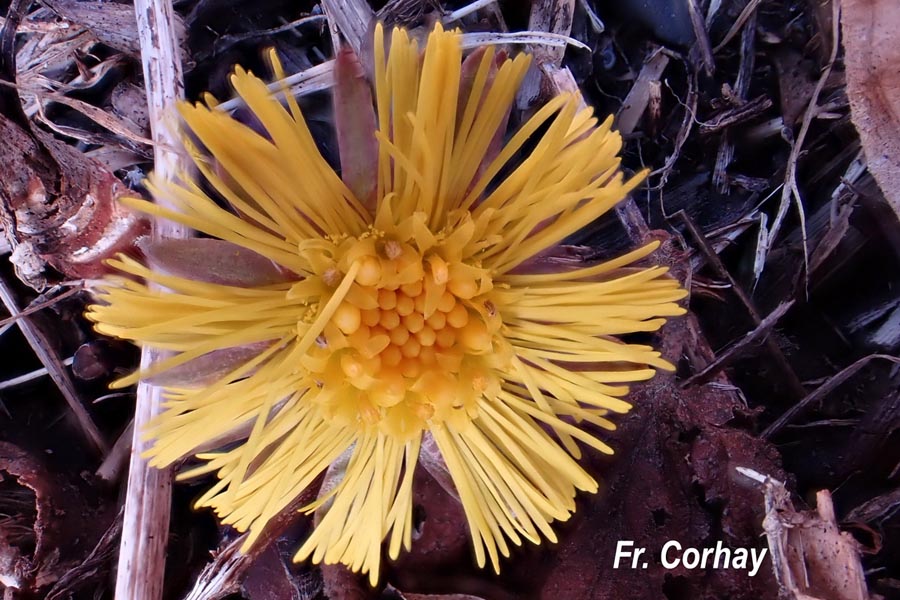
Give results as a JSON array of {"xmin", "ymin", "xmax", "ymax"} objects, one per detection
[
  {"xmin": 842, "ymin": 0, "xmax": 900, "ymax": 220},
  {"xmin": 0, "ymin": 442, "xmax": 112, "ymax": 594},
  {"xmin": 241, "ymin": 544, "xmax": 322, "ymax": 600},
  {"xmin": 41, "ymin": 0, "xmax": 187, "ymax": 60},
  {"xmin": 0, "ymin": 113, "xmax": 147, "ymax": 290}
]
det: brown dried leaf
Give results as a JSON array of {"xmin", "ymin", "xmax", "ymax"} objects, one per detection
[
  {"xmin": 241, "ymin": 544, "xmax": 310, "ymax": 600},
  {"xmin": 0, "ymin": 442, "xmax": 113, "ymax": 594},
  {"xmin": 842, "ymin": 0, "xmax": 900, "ymax": 220},
  {"xmin": 111, "ymin": 81, "xmax": 151, "ymax": 134},
  {"xmin": 321, "ymin": 562, "xmax": 373, "ymax": 600},
  {"xmin": 72, "ymin": 341, "xmax": 118, "ymax": 381},
  {"xmin": 42, "ymin": 0, "xmax": 185, "ymax": 59},
  {"xmin": 530, "ymin": 314, "xmax": 783, "ymax": 600}
]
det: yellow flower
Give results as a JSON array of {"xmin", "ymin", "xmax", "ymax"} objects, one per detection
[{"xmin": 87, "ymin": 24, "xmax": 686, "ymax": 584}]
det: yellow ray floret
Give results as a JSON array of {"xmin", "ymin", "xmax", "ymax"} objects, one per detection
[{"xmin": 86, "ymin": 22, "xmax": 687, "ymax": 585}]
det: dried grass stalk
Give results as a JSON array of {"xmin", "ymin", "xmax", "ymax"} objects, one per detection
[{"xmin": 115, "ymin": 0, "xmax": 189, "ymax": 597}]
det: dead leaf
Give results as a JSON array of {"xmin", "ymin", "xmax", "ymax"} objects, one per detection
[
  {"xmin": 42, "ymin": 0, "xmax": 186, "ymax": 59},
  {"xmin": 241, "ymin": 543, "xmax": 322, "ymax": 600},
  {"xmin": 534, "ymin": 357, "xmax": 783, "ymax": 599},
  {"xmin": 0, "ymin": 442, "xmax": 113, "ymax": 594},
  {"xmin": 143, "ymin": 342, "xmax": 274, "ymax": 388},
  {"xmin": 842, "ymin": 0, "xmax": 900, "ymax": 220}
]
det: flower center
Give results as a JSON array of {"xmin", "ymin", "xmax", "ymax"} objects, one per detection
[{"xmin": 302, "ymin": 233, "xmax": 504, "ymax": 438}]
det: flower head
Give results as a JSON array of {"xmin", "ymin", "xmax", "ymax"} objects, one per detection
[{"xmin": 87, "ymin": 24, "xmax": 686, "ymax": 583}]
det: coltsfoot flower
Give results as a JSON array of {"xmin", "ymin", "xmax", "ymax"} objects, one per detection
[{"xmin": 87, "ymin": 23, "xmax": 687, "ymax": 583}]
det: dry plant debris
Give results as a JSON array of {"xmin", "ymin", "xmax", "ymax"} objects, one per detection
[
  {"xmin": 739, "ymin": 467, "xmax": 870, "ymax": 600},
  {"xmin": 0, "ymin": 441, "xmax": 113, "ymax": 594},
  {"xmin": 841, "ymin": 0, "xmax": 900, "ymax": 221}
]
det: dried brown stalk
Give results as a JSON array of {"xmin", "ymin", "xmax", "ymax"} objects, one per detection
[
  {"xmin": 680, "ymin": 300, "xmax": 795, "ymax": 388},
  {"xmin": 515, "ymin": 0, "xmax": 575, "ymax": 109},
  {"xmin": 114, "ymin": 0, "xmax": 189, "ymax": 597},
  {"xmin": 762, "ymin": 354, "xmax": 900, "ymax": 439},
  {"xmin": 761, "ymin": 0, "xmax": 841, "ymax": 284}
]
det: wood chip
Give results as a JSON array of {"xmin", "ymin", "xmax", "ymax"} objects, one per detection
[{"xmin": 737, "ymin": 469, "xmax": 871, "ymax": 600}]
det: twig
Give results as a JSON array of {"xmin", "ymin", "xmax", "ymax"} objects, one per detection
[
  {"xmin": 681, "ymin": 300, "xmax": 795, "ymax": 387},
  {"xmin": 182, "ymin": 483, "xmax": 322, "ymax": 600},
  {"xmin": 677, "ymin": 210, "xmax": 807, "ymax": 399},
  {"xmin": 699, "ymin": 95, "xmax": 772, "ymax": 135},
  {"xmin": 0, "ymin": 356, "xmax": 74, "ymax": 390},
  {"xmin": 182, "ymin": 540, "xmax": 248, "ymax": 600},
  {"xmin": 216, "ymin": 28, "xmax": 587, "ymax": 114},
  {"xmin": 212, "ymin": 14, "xmax": 326, "ymax": 53},
  {"xmin": 217, "ymin": 60, "xmax": 335, "ymax": 113},
  {"xmin": 713, "ymin": 7, "xmax": 756, "ymax": 193},
  {"xmin": 686, "ymin": 0, "xmax": 714, "ymax": 75},
  {"xmin": 321, "ymin": 0, "xmax": 374, "ymax": 56},
  {"xmin": 647, "ymin": 67, "xmax": 698, "ymax": 191},
  {"xmin": 526, "ymin": 0, "xmax": 575, "ymax": 65},
  {"xmin": 615, "ymin": 49, "xmax": 670, "ymax": 135},
  {"xmin": 712, "ymin": 0, "xmax": 763, "ymax": 53},
  {"xmin": 762, "ymin": 354, "xmax": 900, "ymax": 439},
  {"xmin": 460, "ymin": 30, "xmax": 587, "ymax": 51},
  {"xmin": 0, "ymin": 276, "xmax": 107, "ymax": 455},
  {"xmin": 761, "ymin": 0, "xmax": 841, "ymax": 287},
  {"xmin": 443, "ymin": 0, "xmax": 497, "ymax": 23},
  {"xmin": 576, "ymin": 0, "xmax": 605, "ymax": 33},
  {"xmin": 0, "ymin": 283, "xmax": 83, "ymax": 330},
  {"xmin": 115, "ymin": 0, "xmax": 189, "ymax": 596},
  {"xmin": 95, "ymin": 419, "xmax": 134, "ymax": 484},
  {"xmin": 846, "ymin": 486, "xmax": 900, "ymax": 524},
  {"xmin": 515, "ymin": 0, "xmax": 576, "ymax": 109}
]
